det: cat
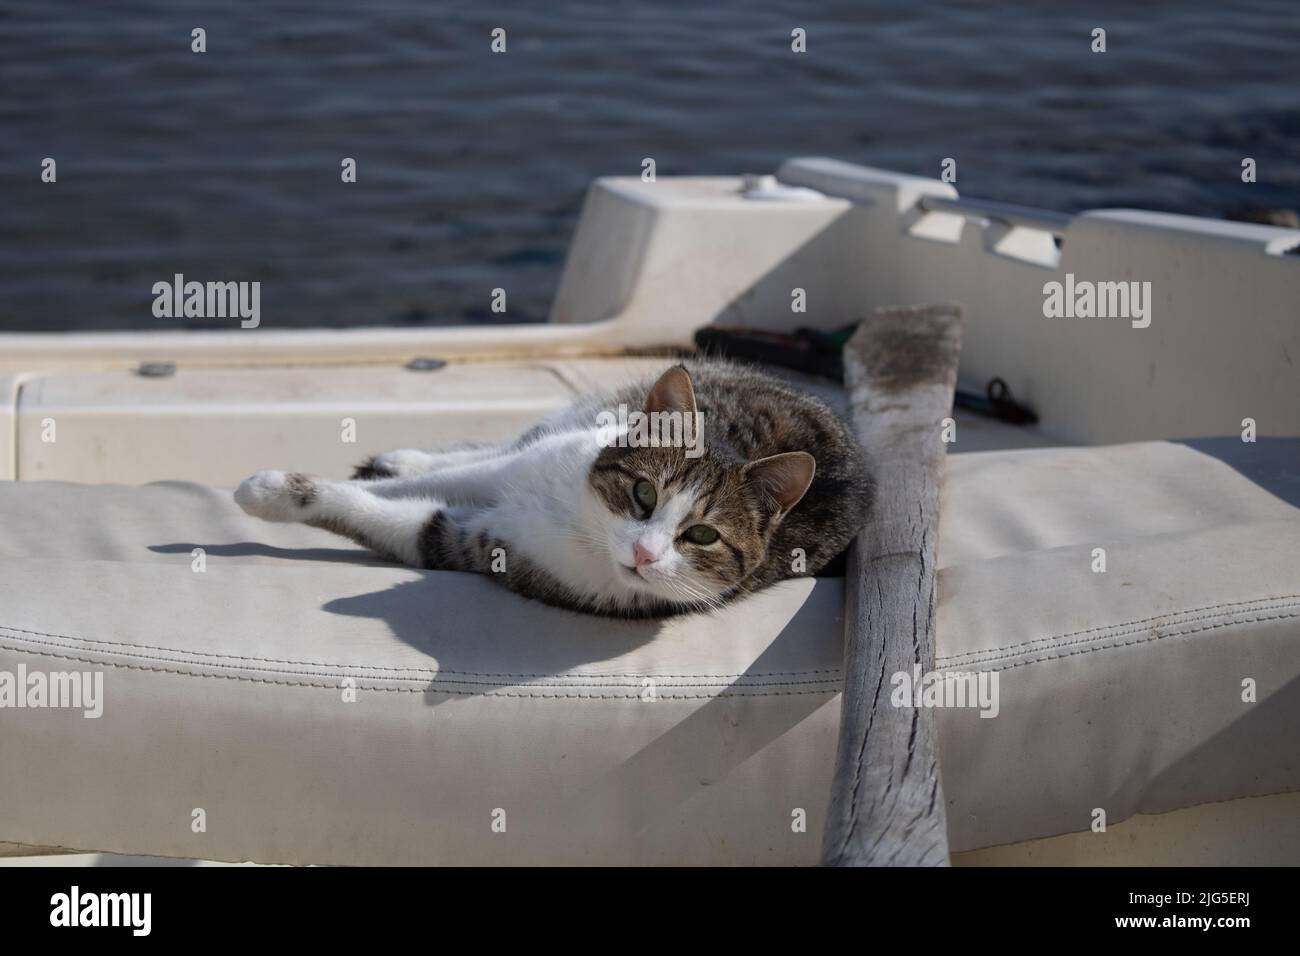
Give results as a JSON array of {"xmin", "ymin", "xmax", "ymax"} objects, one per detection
[{"xmin": 235, "ymin": 361, "xmax": 873, "ymax": 618}]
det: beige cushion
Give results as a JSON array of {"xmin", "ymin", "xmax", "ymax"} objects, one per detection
[
  {"xmin": 0, "ymin": 481, "xmax": 844, "ymax": 865},
  {"xmin": 936, "ymin": 439, "xmax": 1300, "ymax": 851},
  {"xmin": 0, "ymin": 440, "xmax": 1297, "ymax": 863}
]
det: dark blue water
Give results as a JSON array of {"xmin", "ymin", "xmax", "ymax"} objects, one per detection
[{"xmin": 1, "ymin": 1, "xmax": 1297, "ymax": 332}]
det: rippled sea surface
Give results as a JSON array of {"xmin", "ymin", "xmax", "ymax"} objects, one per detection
[{"xmin": 1, "ymin": 1, "xmax": 1297, "ymax": 331}]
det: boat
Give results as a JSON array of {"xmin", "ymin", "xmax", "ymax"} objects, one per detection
[{"xmin": 1, "ymin": 158, "xmax": 1297, "ymax": 866}]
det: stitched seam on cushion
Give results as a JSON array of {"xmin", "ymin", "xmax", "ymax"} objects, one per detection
[
  {"xmin": 935, "ymin": 594, "xmax": 1300, "ymax": 666},
  {"xmin": 412, "ymin": 676, "xmax": 841, "ymax": 688},
  {"xmin": 0, "ymin": 635, "xmax": 840, "ymax": 688},
  {"xmin": 0, "ymin": 623, "xmax": 838, "ymax": 680},
  {"xmin": 0, "ymin": 634, "xmax": 832, "ymax": 686},
  {"xmin": 940, "ymin": 610, "xmax": 1300, "ymax": 672},
  {"xmin": 937, "ymin": 605, "xmax": 1300, "ymax": 667},
  {"xmin": 0, "ymin": 644, "xmax": 840, "ymax": 698}
]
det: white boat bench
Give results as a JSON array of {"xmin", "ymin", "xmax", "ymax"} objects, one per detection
[{"xmin": 3, "ymin": 326, "xmax": 1297, "ymax": 864}]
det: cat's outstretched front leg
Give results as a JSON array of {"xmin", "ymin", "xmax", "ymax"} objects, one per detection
[
  {"xmin": 352, "ymin": 443, "xmax": 502, "ymax": 480},
  {"xmin": 235, "ymin": 469, "xmax": 503, "ymax": 572}
]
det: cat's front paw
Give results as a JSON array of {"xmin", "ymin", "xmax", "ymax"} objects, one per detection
[{"xmin": 235, "ymin": 470, "xmax": 318, "ymax": 522}]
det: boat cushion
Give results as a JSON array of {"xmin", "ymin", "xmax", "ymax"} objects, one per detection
[
  {"xmin": 0, "ymin": 483, "xmax": 846, "ymax": 865},
  {"xmin": 1, "ymin": 439, "xmax": 1298, "ymax": 862},
  {"xmin": 936, "ymin": 439, "xmax": 1300, "ymax": 851}
]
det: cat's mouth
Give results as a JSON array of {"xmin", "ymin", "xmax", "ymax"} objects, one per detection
[{"xmin": 620, "ymin": 563, "xmax": 663, "ymax": 591}]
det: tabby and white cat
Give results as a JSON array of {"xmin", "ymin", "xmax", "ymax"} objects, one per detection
[{"xmin": 235, "ymin": 361, "xmax": 873, "ymax": 617}]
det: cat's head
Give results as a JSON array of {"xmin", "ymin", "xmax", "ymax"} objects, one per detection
[{"xmin": 586, "ymin": 366, "xmax": 815, "ymax": 607}]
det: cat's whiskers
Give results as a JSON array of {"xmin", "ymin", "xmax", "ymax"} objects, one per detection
[{"xmin": 658, "ymin": 574, "xmax": 726, "ymax": 614}]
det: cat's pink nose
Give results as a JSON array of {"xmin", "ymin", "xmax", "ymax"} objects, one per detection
[{"xmin": 633, "ymin": 541, "xmax": 657, "ymax": 567}]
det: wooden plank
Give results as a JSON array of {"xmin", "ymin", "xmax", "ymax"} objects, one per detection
[{"xmin": 821, "ymin": 303, "xmax": 964, "ymax": 867}]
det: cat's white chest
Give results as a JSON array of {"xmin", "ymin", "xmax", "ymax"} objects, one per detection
[{"xmin": 491, "ymin": 428, "xmax": 629, "ymax": 599}]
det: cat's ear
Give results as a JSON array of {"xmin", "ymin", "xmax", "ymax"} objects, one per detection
[
  {"xmin": 643, "ymin": 365, "xmax": 698, "ymax": 416},
  {"xmin": 743, "ymin": 452, "xmax": 816, "ymax": 513}
]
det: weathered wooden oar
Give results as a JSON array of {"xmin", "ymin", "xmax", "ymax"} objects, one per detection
[{"xmin": 821, "ymin": 303, "xmax": 964, "ymax": 867}]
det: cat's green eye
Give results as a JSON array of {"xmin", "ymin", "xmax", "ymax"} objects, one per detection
[
  {"xmin": 632, "ymin": 479, "xmax": 657, "ymax": 513},
  {"xmin": 683, "ymin": 524, "xmax": 719, "ymax": 545}
]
